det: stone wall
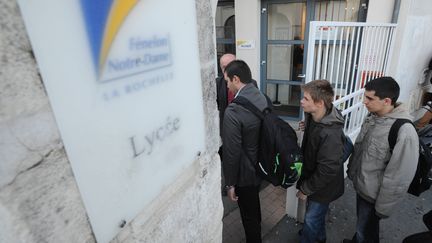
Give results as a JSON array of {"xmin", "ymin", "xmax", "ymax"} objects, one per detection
[{"xmin": 0, "ymin": 0, "xmax": 222, "ymax": 242}]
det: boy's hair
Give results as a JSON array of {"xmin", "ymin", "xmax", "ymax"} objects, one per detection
[
  {"xmin": 302, "ymin": 80, "xmax": 334, "ymax": 111},
  {"xmin": 224, "ymin": 60, "xmax": 252, "ymax": 84},
  {"xmin": 364, "ymin": 76, "xmax": 400, "ymax": 105}
]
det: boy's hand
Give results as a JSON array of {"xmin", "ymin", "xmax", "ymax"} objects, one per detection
[
  {"xmin": 296, "ymin": 190, "xmax": 307, "ymax": 200},
  {"xmin": 298, "ymin": 121, "xmax": 305, "ymax": 131},
  {"xmin": 227, "ymin": 187, "xmax": 238, "ymax": 202}
]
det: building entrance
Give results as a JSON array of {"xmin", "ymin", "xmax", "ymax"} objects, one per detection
[{"xmin": 260, "ymin": 0, "xmax": 366, "ymax": 120}]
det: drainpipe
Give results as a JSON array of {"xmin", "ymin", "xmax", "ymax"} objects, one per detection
[{"xmin": 391, "ymin": 0, "xmax": 401, "ymax": 23}]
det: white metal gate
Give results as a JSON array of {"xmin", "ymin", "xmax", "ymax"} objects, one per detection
[{"xmin": 305, "ymin": 21, "xmax": 397, "ymax": 138}]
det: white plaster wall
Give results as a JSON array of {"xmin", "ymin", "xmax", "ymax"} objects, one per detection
[
  {"xmin": 387, "ymin": 0, "xmax": 432, "ymax": 112},
  {"xmin": 0, "ymin": 0, "xmax": 223, "ymax": 242},
  {"xmin": 235, "ymin": 0, "xmax": 261, "ymax": 87},
  {"xmin": 367, "ymin": 0, "xmax": 395, "ymax": 23}
]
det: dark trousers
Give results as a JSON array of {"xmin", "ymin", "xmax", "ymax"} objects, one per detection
[
  {"xmin": 402, "ymin": 231, "xmax": 432, "ymax": 243},
  {"xmin": 236, "ymin": 185, "xmax": 262, "ymax": 243},
  {"xmin": 402, "ymin": 210, "xmax": 432, "ymax": 243},
  {"xmin": 352, "ymin": 194, "xmax": 381, "ymax": 243}
]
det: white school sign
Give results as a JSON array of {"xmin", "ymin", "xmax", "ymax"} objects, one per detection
[{"xmin": 18, "ymin": 0, "xmax": 205, "ymax": 242}]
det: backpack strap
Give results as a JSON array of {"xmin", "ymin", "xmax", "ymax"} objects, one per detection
[
  {"xmin": 232, "ymin": 96, "xmax": 265, "ymax": 120},
  {"xmin": 263, "ymin": 94, "xmax": 274, "ymax": 113},
  {"xmin": 388, "ymin": 119, "xmax": 413, "ymax": 153},
  {"xmin": 232, "ymin": 95, "xmax": 268, "ymax": 166}
]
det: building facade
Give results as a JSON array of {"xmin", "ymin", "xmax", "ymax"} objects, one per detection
[
  {"xmin": 216, "ymin": 0, "xmax": 432, "ymax": 219},
  {"xmin": 216, "ymin": 0, "xmax": 432, "ymax": 121}
]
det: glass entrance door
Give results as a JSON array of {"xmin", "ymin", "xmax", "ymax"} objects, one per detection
[
  {"xmin": 261, "ymin": 0, "xmax": 311, "ymax": 120},
  {"xmin": 260, "ymin": 0, "xmax": 366, "ymax": 120}
]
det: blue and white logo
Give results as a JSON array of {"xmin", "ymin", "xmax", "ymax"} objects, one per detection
[{"xmin": 80, "ymin": 0, "xmax": 172, "ymax": 83}]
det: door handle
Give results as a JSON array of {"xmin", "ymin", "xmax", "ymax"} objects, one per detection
[{"xmin": 298, "ymin": 74, "xmax": 306, "ymax": 78}]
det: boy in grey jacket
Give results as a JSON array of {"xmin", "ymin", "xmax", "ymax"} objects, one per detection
[{"xmin": 345, "ymin": 77, "xmax": 419, "ymax": 243}]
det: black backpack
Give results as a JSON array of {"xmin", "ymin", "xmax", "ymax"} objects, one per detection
[
  {"xmin": 232, "ymin": 96, "xmax": 301, "ymax": 189},
  {"xmin": 388, "ymin": 119, "xmax": 432, "ymax": 196}
]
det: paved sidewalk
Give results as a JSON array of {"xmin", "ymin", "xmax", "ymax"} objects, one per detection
[{"xmin": 222, "ymin": 180, "xmax": 432, "ymax": 243}]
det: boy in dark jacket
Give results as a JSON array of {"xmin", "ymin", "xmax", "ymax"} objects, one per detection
[{"xmin": 296, "ymin": 79, "xmax": 345, "ymax": 243}]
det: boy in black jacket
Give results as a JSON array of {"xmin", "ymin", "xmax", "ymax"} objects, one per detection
[{"xmin": 296, "ymin": 80, "xmax": 345, "ymax": 243}]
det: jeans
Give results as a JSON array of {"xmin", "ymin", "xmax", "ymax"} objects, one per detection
[
  {"xmin": 236, "ymin": 185, "xmax": 262, "ymax": 243},
  {"xmin": 300, "ymin": 199, "xmax": 329, "ymax": 243},
  {"xmin": 353, "ymin": 194, "xmax": 381, "ymax": 243}
]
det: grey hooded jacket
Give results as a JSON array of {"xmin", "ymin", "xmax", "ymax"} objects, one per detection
[
  {"xmin": 347, "ymin": 103, "xmax": 419, "ymax": 217},
  {"xmin": 222, "ymin": 83, "xmax": 268, "ymax": 187}
]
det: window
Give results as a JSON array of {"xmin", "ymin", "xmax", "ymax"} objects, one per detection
[{"xmin": 216, "ymin": 1, "xmax": 235, "ymax": 76}]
